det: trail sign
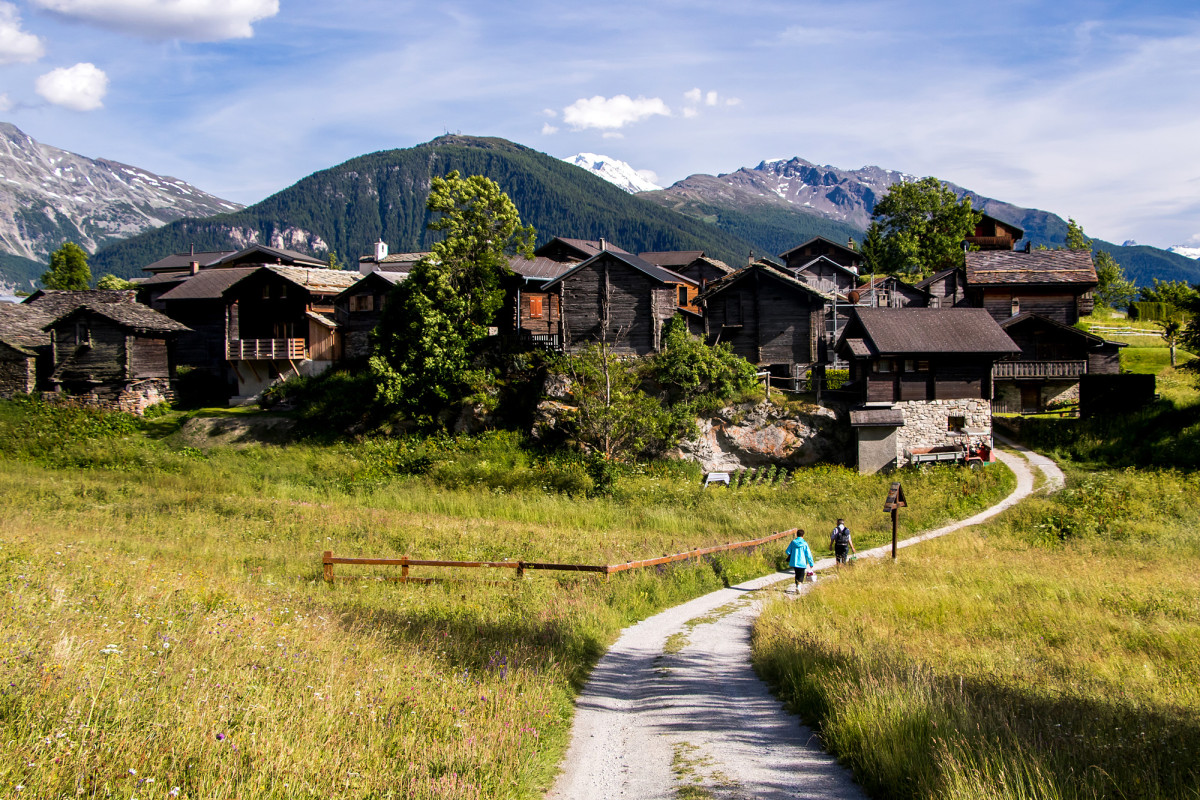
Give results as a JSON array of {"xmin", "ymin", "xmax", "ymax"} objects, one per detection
[{"xmin": 883, "ymin": 482, "xmax": 906, "ymax": 559}]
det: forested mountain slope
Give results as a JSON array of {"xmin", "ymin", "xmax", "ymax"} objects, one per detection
[{"xmin": 91, "ymin": 136, "xmax": 760, "ymax": 278}]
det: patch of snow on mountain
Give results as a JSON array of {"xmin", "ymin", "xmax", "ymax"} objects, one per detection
[
  {"xmin": 1167, "ymin": 245, "xmax": 1200, "ymax": 260},
  {"xmin": 563, "ymin": 153, "xmax": 662, "ymax": 193}
]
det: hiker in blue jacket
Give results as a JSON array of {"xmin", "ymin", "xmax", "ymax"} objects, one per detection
[{"xmin": 784, "ymin": 529, "xmax": 815, "ymax": 589}]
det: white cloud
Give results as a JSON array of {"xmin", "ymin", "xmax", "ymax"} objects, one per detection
[
  {"xmin": 562, "ymin": 94, "xmax": 670, "ymax": 131},
  {"xmin": 602, "ymin": 131, "xmax": 623, "ymax": 139},
  {"xmin": 636, "ymin": 168, "xmax": 659, "ymax": 185},
  {"xmin": 683, "ymin": 87, "xmax": 701, "ymax": 103},
  {"xmin": 0, "ymin": 93, "xmax": 10, "ymax": 112},
  {"xmin": 32, "ymin": 0, "xmax": 279, "ymax": 41},
  {"xmin": 704, "ymin": 90, "xmax": 718, "ymax": 106},
  {"xmin": 35, "ymin": 62, "xmax": 108, "ymax": 110},
  {"xmin": 682, "ymin": 107, "xmax": 698, "ymax": 118},
  {"xmin": 725, "ymin": 97, "xmax": 742, "ymax": 106},
  {"xmin": 0, "ymin": 2, "xmax": 45, "ymax": 64},
  {"xmin": 541, "ymin": 122, "xmax": 558, "ymax": 135},
  {"xmin": 541, "ymin": 108, "xmax": 557, "ymax": 118}
]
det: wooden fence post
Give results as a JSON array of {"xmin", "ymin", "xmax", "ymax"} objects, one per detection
[
  {"xmin": 517, "ymin": 561, "xmax": 525, "ymax": 579},
  {"xmin": 401, "ymin": 556, "xmax": 409, "ymax": 582},
  {"xmin": 323, "ymin": 551, "xmax": 333, "ymax": 583}
]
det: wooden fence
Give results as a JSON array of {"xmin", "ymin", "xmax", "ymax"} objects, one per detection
[{"xmin": 322, "ymin": 528, "xmax": 796, "ymax": 583}]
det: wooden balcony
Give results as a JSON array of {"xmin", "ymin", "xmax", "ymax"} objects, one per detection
[
  {"xmin": 965, "ymin": 235, "xmax": 1015, "ymax": 250},
  {"xmin": 226, "ymin": 338, "xmax": 306, "ymax": 360},
  {"xmin": 993, "ymin": 360, "xmax": 1087, "ymax": 379}
]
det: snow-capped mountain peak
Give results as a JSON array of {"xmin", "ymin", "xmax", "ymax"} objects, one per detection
[{"xmin": 563, "ymin": 153, "xmax": 662, "ymax": 193}]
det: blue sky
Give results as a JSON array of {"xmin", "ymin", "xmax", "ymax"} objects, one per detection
[{"xmin": 1, "ymin": 0, "xmax": 1198, "ymax": 249}]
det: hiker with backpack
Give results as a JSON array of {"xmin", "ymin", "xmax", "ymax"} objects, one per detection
[
  {"xmin": 784, "ymin": 529, "xmax": 815, "ymax": 589},
  {"xmin": 830, "ymin": 519, "xmax": 856, "ymax": 564}
]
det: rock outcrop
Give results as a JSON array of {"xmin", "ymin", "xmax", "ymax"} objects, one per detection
[{"xmin": 669, "ymin": 400, "xmax": 851, "ymax": 472}]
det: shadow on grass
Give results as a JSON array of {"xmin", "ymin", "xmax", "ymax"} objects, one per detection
[{"xmin": 1012, "ymin": 400, "xmax": 1200, "ymax": 470}]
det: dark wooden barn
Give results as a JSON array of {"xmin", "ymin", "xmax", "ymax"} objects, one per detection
[
  {"xmin": 695, "ymin": 260, "xmax": 829, "ymax": 384},
  {"xmin": 542, "ymin": 250, "xmax": 696, "ymax": 355},
  {"xmin": 965, "ymin": 213, "xmax": 1025, "ymax": 251},
  {"xmin": 779, "ymin": 236, "xmax": 863, "ymax": 271},
  {"xmin": 222, "ymin": 266, "xmax": 360, "ymax": 400},
  {"xmin": 0, "ymin": 303, "xmax": 53, "ymax": 397},
  {"xmin": 788, "ymin": 255, "xmax": 862, "ymax": 297},
  {"xmin": 993, "ymin": 312, "xmax": 1124, "ymax": 413},
  {"xmin": 43, "ymin": 302, "xmax": 190, "ymax": 413},
  {"xmin": 855, "ymin": 275, "xmax": 931, "ymax": 308},
  {"xmin": 836, "ymin": 307, "xmax": 1019, "ymax": 473},
  {"xmin": 964, "ymin": 250, "xmax": 1097, "ymax": 325},
  {"xmin": 334, "ymin": 271, "xmax": 405, "ymax": 359},
  {"xmin": 639, "ymin": 251, "xmax": 733, "ymax": 289},
  {"xmin": 914, "ymin": 267, "xmax": 969, "ymax": 308}
]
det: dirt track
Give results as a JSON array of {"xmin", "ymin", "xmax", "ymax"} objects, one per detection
[{"xmin": 548, "ymin": 448, "xmax": 1063, "ymax": 799}]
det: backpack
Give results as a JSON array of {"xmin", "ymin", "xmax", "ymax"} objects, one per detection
[{"xmin": 834, "ymin": 526, "xmax": 851, "ymax": 547}]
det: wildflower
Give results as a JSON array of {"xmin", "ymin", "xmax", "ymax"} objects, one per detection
[
  {"xmin": 169, "ymin": 788, "xmax": 180, "ymax": 797},
  {"xmin": 215, "ymin": 733, "xmax": 225, "ymax": 741},
  {"xmin": 128, "ymin": 768, "xmax": 136, "ymax": 775}
]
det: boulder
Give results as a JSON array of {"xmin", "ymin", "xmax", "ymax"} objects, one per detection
[{"xmin": 669, "ymin": 400, "xmax": 851, "ymax": 472}]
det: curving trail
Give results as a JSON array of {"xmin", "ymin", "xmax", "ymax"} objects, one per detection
[{"xmin": 548, "ymin": 448, "xmax": 1063, "ymax": 800}]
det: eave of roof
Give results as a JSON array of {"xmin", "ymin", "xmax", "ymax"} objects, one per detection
[
  {"xmin": 541, "ymin": 250, "xmax": 698, "ymax": 291},
  {"xmin": 695, "ymin": 260, "xmax": 833, "ymax": 304},
  {"xmin": 779, "ymin": 236, "xmax": 860, "ymax": 259}
]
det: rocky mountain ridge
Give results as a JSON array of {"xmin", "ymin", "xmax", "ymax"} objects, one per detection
[{"xmin": 0, "ymin": 122, "xmax": 241, "ymax": 288}]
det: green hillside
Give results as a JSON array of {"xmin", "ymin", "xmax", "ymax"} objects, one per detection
[
  {"xmin": 90, "ymin": 136, "xmax": 760, "ymax": 278},
  {"xmin": 0, "ymin": 252, "xmax": 42, "ymax": 290}
]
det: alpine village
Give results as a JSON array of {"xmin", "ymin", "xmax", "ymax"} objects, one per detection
[{"xmin": 1, "ymin": 134, "xmax": 1196, "ymax": 800}]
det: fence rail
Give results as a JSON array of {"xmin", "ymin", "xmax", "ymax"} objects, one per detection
[
  {"xmin": 993, "ymin": 360, "xmax": 1088, "ymax": 378},
  {"xmin": 226, "ymin": 338, "xmax": 306, "ymax": 360},
  {"xmin": 322, "ymin": 528, "xmax": 796, "ymax": 583}
]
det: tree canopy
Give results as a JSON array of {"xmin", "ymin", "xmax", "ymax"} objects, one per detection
[
  {"xmin": 369, "ymin": 171, "xmax": 535, "ymax": 421},
  {"xmin": 1065, "ymin": 219, "xmax": 1136, "ymax": 309},
  {"xmin": 867, "ymin": 177, "xmax": 980, "ymax": 279},
  {"xmin": 41, "ymin": 242, "xmax": 91, "ymax": 290}
]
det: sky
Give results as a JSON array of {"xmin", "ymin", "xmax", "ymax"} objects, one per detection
[{"xmin": 1, "ymin": 0, "xmax": 1198, "ymax": 249}]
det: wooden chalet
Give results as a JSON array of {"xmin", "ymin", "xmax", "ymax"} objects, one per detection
[
  {"xmin": 965, "ymin": 213, "xmax": 1024, "ymax": 252},
  {"xmin": 779, "ymin": 236, "xmax": 863, "ymax": 271},
  {"xmin": 836, "ymin": 308, "xmax": 1019, "ymax": 473},
  {"xmin": 23, "ymin": 288, "xmax": 139, "ymax": 316},
  {"xmin": 334, "ymin": 270, "xmax": 406, "ymax": 359},
  {"xmin": 43, "ymin": 302, "xmax": 189, "ymax": 414},
  {"xmin": 994, "ymin": 313, "xmax": 1123, "ymax": 413},
  {"xmin": 914, "ymin": 268, "xmax": 969, "ymax": 308},
  {"xmin": 964, "ymin": 249, "xmax": 1097, "ymax": 325},
  {"xmin": 500, "ymin": 255, "xmax": 573, "ymax": 350},
  {"xmin": 534, "ymin": 237, "xmax": 630, "ymax": 263},
  {"xmin": 0, "ymin": 303, "xmax": 53, "ymax": 397},
  {"xmin": 542, "ymin": 249, "xmax": 696, "ymax": 355},
  {"xmin": 156, "ymin": 268, "xmax": 256, "ymax": 393},
  {"xmin": 695, "ymin": 260, "xmax": 830, "ymax": 385},
  {"xmin": 222, "ymin": 266, "xmax": 360, "ymax": 400},
  {"xmin": 787, "ymin": 255, "xmax": 861, "ymax": 297}
]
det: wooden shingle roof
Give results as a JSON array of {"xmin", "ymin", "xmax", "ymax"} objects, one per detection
[
  {"xmin": 639, "ymin": 250, "xmax": 705, "ymax": 268},
  {"xmin": 844, "ymin": 308, "xmax": 1019, "ymax": 356},
  {"xmin": 541, "ymin": 251, "xmax": 697, "ymax": 291},
  {"xmin": 23, "ymin": 289, "xmax": 138, "ymax": 317},
  {"xmin": 158, "ymin": 267, "xmax": 257, "ymax": 302},
  {"xmin": 695, "ymin": 259, "xmax": 832, "ymax": 304},
  {"xmin": 964, "ymin": 250, "xmax": 1097, "ymax": 286}
]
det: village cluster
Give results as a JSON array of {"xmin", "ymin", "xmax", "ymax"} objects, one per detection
[{"xmin": 0, "ymin": 213, "xmax": 1131, "ymax": 473}]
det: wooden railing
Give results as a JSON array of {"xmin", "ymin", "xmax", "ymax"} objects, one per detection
[
  {"xmin": 993, "ymin": 360, "xmax": 1087, "ymax": 379},
  {"xmin": 322, "ymin": 528, "xmax": 796, "ymax": 583},
  {"xmin": 226, "ymin": 338, "xmax": 306, "ymax": 360}
]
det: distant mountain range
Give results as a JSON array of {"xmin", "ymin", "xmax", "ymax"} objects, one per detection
[
  {"xmin": 0, "ymin": 122, "xmax": 241, "ymax": 290},
  {"xmin": 3, "ymin": 127, "xmax": 1198, "ymax": 290}
]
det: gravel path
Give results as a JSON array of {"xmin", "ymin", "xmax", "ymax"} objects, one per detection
[{"xmin": 549, "ymin": 448, "xmax": 1062, "ymax": 800}]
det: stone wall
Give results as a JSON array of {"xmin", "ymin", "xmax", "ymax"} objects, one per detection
[
  {"xmin": 44, "ymin": 378, "xmax": 174, "ymax": 416},
  {"xmin": 893, "ymin": 398, "xmax": 991, "ymax": 464},
  {"xmin": 0, "ymin": 353, "xmax": 35, "ymax": 398},
  {"xmin": 995, "ymin": 380, "xmax": 1080, "ymax": 412}
]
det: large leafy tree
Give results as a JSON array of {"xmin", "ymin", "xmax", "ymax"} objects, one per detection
[
  {"xmin": 1064, "ymin": 219, "xmax": 1136, "ymax": 310},
  {"xmin": 41, "ymin": 242, "xmax": 92, "ymax": 290},
  {"xmin": 369, "ymin": 171, "xmax": 535, "ymax": 420},
  {"xmin": 868, "ymin": 177, "xmax": 980, "ymax": 279}
]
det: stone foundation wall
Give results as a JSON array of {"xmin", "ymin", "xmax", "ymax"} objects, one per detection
[
  {"xmin": 0, "ymin": 355, "xmax": 35, "ymax": 398},
  {"xmin": 46, "ymin": 378, "xmax": 174, "ymax": 416},
  {"xmin": 894, "ymin": 398, "xmax": 991, "ymax": 464},
  {"xmin": 995, "ymin": 380, "xmax": 1080, "ymax": 412}
]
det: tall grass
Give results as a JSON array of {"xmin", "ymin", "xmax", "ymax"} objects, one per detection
[
  {"xmin": 0, "ymin": 398, "xmax": 1015, "ymax": 799},
  {"xmin": 753, "ymin": 465, "xmax": 1200, "ymax": 800}
]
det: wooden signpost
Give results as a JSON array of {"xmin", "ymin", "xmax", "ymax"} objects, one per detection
[{"xmin": 883, "ymin": 482, "xmax": 907, "ymax": 560}]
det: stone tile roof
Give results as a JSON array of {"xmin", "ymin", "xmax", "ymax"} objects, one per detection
[
  {"xmin": 47, "ymin": 302, "xmax": 190, "ymax": 334},
  {"xmin": 964, "ymin": 249, "xmax": 1097, "ymax": 286},
  {"xmin": 0, "ymin": 303, "xmax": 53, "ymax": 354},
  {"xmin": 542, "ymin": 251, "xmax": 697, "ymax": 290},
  {"xmin": 695, "ymin": 259, "xmax": 832, "ymax": 304},
  {"xmin": 142, "ymin": 250, "xmax": 235, "ymax": 273},
  {"xmin": 508, "ymin": 255, "xmax": 573, "ymax": 281},
  {"xmin": 638, "ymin": 250, "xmax": 705, "ymax": 268},
  {"xmin": 23, "ymin": 289, "xmax": 137, "ymax": 317},
  {"xmin": 260, "ymin": 266, "xmax": 362, "ymax": 295},
  {"xmin": 849, "ymin": 308, "xmax": 1019, "ymax": 355}
]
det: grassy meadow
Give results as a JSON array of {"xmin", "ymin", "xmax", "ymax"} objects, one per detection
[
  {"xmin": 0, "ymin": 397, "xmax": 1014, "ymax": 799},
  {"xmin": 753, "ymin": 334, "xmax": 1200, "ymax": 800}
]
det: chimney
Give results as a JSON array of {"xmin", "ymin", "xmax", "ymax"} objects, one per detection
[
  {"xmin": 748, "ymin": 250, "xmax": 754, "ymax": 266},
  {"xmin": 847, "ymin": 236, "xmax": 856, "ymax": 251},
  {"xmin": 189, "ymin": 260, "xmax": 200, "ymax": 276},
  {"xmin": 1024, "ymin": 241, "xmax": 1032, "ymax": 254},
  {"xmin": 599, "ymin": 237, "xmax": 607, "ymax": 252},
  {"xmin": 375, "ymin": 240, "xmax": 388, "ymax": 261}
]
